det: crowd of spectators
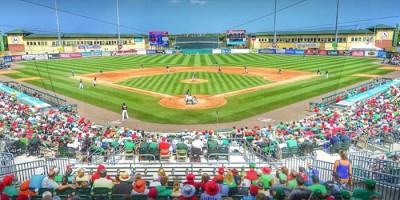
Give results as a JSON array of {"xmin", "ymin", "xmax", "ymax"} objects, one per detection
[
  {"xmin": 386, "ymin": 53, "xmax": 400, "ymax": 65},
  {"xmin": 1, "ymin": 76, "xmax": 399, "ymax": 200},
  {"xmin": 0, "ymin": 159, "xmax": 381, "ymax": 200}
]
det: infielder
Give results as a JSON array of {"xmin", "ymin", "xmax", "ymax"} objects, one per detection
[
  {"xmin": 166, "ymin": 66, "xmax": 170, "ymax": 73},
  {"xmin": 325, "ymin": 70, "xmax": 329, "ymax": 79},
  {"xmin": 244, "ymin": 66, "xmax": 248, "ymax": 74},
  {"xmin": 191, "ymin": 73, "xmax": 197, "ymax": 82},
  {"xmin": 121, "ymin": 103, "xmax": 129, "ymax": 121},
  {"xmin": 93, "ymin": 77, "xmax": 97, "ymax": 86},
  {"xmin": 79, "ymin": 79, "xmax": 83, "ymax": 89},
  {"xmin": 317, "ymin": 67, "xmax": 321, "ymax": 75}
]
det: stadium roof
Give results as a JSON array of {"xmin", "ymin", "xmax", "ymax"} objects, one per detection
[
  {"xmin": 24, "ymin": 33, "xmax": 145, "ymax": 39},
  {"xmin": 6, "ymin": 29, "xmax": 33, "ymax": 34},
  {"xmin": 367, "ymin": 24, "xmax": 395, "ymax": 30},
  {"xmin": 248, "ymin": 29, "xmax": 374, "ymax": 36}
]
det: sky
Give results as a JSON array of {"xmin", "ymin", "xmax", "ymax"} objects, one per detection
[{"xmin": 1, "ymin": 0, "xmax": 400, "ymax": 35}]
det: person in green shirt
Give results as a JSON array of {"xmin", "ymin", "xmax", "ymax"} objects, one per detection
[
  {"xmin": 287, "ymin": 171, "xmax": 298, "ymax": 189},
  {"xmin": 177, "ymin": 140, "xmax": 188, "ymax": 150},
  {"xmin": 2, "ymin": 174, "xmax": 19, "ymax": 197},
  {"xmin": 19, "ymin": 134, "xmax": 29, "ymax": 146},
  {"xmin": 287, "ymin": 138, "xmax": 298, "ymax": 148},
  {"xmin": 155, "ymin": 177, "xmax": 172, "ymax": 196},
  {"xmin": 125, "ymin": 140, "xmax": 135, "ymax": 149},
  {"xmin": 259, "ymin": 166, "xmax": 274, "ymax": 189},
  {"xmin": 352, "ymin": 179, "xmax": 381, "ymax": 200},
  {"xmin": 308, "ymin": 175, "xmax": 327, "ymax": 195}
]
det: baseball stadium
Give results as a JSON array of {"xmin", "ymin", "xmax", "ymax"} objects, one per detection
[{"xmin": 1, "ymin": 0, "xmax": 400, "ymax": 200}]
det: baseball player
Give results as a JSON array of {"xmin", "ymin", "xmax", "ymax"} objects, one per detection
[
  {"xmin": 218, "ymin": 66, "xmax": 222, "ymax": 73},
  {"xmin": 317, "ymin": 67, "xmax": 321, "ymax": 75},
  {"xmin": 79, "ymin": 79, "xmax": 83, "ymax": 89},
  {"xmin": 278, "ymin": 69, "xmax": 282, "ymax": 74},
  {"xmin": 100, "ymin": 69, "xmax": 103, "ymax": 75},
  {"xmin": 71, "ymin": 69, "xmax": 75, "ymax": 77},
  {"xmin": 166, "ymin": 66, "xmax": 170, "ymax": 73},
  {"xmin": 140, "ymin": 64, "xmax": 144, "ymax": 69},
  {"xmin": 244, "ymin": 66, "xmax": 248, "ymax": 74},
  {"xmin": 121, "ymin": 103, "xmax": 129, "ymax": 121},
  {"xmin": 325, "ymin": 70, "xmax": 329, "ymax": 79},
  {"xmin": 93, "ymin": 77, "xmax": 97, "ymax": 86},
  {"xmin": 191, "ymin": 73, "xmax": 197, "ymax": 82}
]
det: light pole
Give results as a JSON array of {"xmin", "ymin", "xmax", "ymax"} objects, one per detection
[
  {"xmin": 116, "ymin": 0, "xmax": 121, "ymax": 45},
  {"xmin": 54, "ymin": 0, "xmax": 62, "ymax": 47}
]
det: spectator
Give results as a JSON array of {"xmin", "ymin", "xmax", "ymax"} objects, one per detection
[
  {"xmin": 199, "ymin": 173, "xmax": 210, "ymax": 191},
  {"xmin": 255, "ymin": 193, "xmax": 267, "ymax": 200},
  {"xmin": 132, "ymin": 179, "xmax": 148, "ymax": 195},
  {"xmin": 307, "ymin": 175, "xmax": 327, "ymax": 196},
  {"xmin": 214, "ymin": 174, "xmax": 229, "ymax": 196},
  {"xmin": 159, "ymin": 137, "xmax": 171, "ymax": 156},
  {"xmin": 180, "ymin": 184, "xmax": 197, "ymax": 200},
  {"xmin": 0, "ymin": 182, "xmax": 10, "ymax": 200},
  {"xmin": 270, "ymin": 173, "xmax": 292, "ymax": 197},
  {"xmin": 246, "ymin": 162, "xmax": 258, "ymax": 182},
  {"xmin": 201, "ymin": 181, "xmax": 222, "ymax": 200},
  {"xmin": 147, "ymin": 188, "xmax": 158, "ymax": 200},
  {"xmin": 91, "ymin": 165, "xmax": 112, "ymax": 182},
  {"xmin": 333, "ymin": 150, "xmax": 352, "ymax": 184},
  {"xmin": 171, "ymin": 180, "xmax": 182, "ymax": 198},
  {"xmin": 41, "ymin": 170, "xmax": 74, "ymax": 190},
  {"xmin": 259, "ymin": 166, "xmax": 274, "ymax": 189},
  {"xmin": 287, "ymin": 171, "xmax": 297, "ymax": 189},
  {"xmin": 288, "ymin": 176, "xmax": 312, "ymax": 200},
  {"xmin": 184, "ymin": 173, "xmax": 200, "ymax": 188},
  {"xmin": 155, "ymin": 177, "xmax": 172, "ymax": 197},
  {"xmin": 241, "ymin": 185, "xmax": 258, "ymax": 200},
  {"xmin": 119, "ymin": 171, "xmax": 134, "ymax": 183},
  {"xmin": 352, "ymin": 179, "xmax": 381, "ymax": 200},
  {"xmin": 15, "ymin": 194, "xmax": 29, "ymax": 200},
  {"xmin": 18, "ymin": 180, "xmax": 35, "ymax": 197},
  {"xmin": 212, "ymin": 167, "xmax": 225, "ymax": 182},
  {"xmin": 74, "ymin": 168, "xmax": 90, "ymax": 187},
  {"xmin": 42, "ymin": 191, "xmax": 53, "ymax": 200},
  {"xmin": 149, "ymin": 173, "xmax": 161, "ymax": 187},
  {"xmin": 324, "ymin": 172, "xmax": 344, "ymax": 198},
  {"xmin": 223, "ymin": 170, "xmax": 237, "ymax": 195},
  {"xmin": 2, "ymin": 174, "xmax": 18, "ymax": 197},
  {"xmin": 273, "ymin": 187, "xmax": 286, "ymax": 200},
  {"xmin": 339, "ymin": 189, "xmax": 350, "ymax": 200},
  {"xmin": 92, "ymin": 169, "xmax": 114, "ymax": 189}
]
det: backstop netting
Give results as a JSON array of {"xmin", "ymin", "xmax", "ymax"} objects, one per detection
[{"xmin": 175, "ymin": 36, "xmax": 220, "ymax": 49}]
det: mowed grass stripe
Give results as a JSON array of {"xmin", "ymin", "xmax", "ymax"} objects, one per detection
[
  {"xmin": 194, "ymin": 54, "xmax": 201, "ymax": 66},
  {"xmin": 204, "ymin": 54, "xmax": 214, "ymax": 66}
]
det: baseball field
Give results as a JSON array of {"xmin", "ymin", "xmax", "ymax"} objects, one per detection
[{"xmin": 2, "ymin": 54, "xmax": 393, "ymax": 124}]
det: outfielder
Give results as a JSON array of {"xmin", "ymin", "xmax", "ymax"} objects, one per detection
[{"xmin": 79, "ymin": 79, "xmax": 83, "ymax": 89}]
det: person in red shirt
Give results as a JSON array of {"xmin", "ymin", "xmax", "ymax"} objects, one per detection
[
  {"xmin": 246, "ymin": 162, "xmax": 258, "ymax": 182},
  {"xmin": 90, "ymin": 164, "xmax": 112, "ymax": 182},
  {"xmin": 183, "ymin": 173, "xmax": 200, "ymax": 188},
  {"xmin": 158, "ymin": 137, "xmax": 170, "ymax": 155}
]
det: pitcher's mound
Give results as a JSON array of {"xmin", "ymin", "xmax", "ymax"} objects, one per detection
[
  {"xmin": 181, "ymin": 79, "xmax": 209, "ymax": 84},
  {"xmin": 159, "ymin": 95, "xmax": 226, "ymax": 110}
]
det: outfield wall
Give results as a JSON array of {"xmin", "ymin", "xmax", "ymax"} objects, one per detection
[{"xmin": 1, "ymin": 48, "xmax": 388, "ymax": 62}]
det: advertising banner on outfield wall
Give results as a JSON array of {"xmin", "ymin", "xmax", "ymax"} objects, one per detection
[
  {"xmin": 12, "ymin": 55, "xmax": 22, "ymax": 61},
  {"xmin": 137, "ymin": 50, "xmax": 147, "ymax": 55},
  {"xmin": 102, "ymin": 51, "xmax": 111, "ymax": 56},
  {"xmin": 112, "ymin": 50, "xmax": 138, "ymax": 56},
  {"xmin": 156, "ymin": 50, "xmax": 164, "ymax": 54},
  {"xmin": 364, "ymin": 50, "xmax": 378, "ymax": 57},
  {"xmin": 4, "ymin": 56, "xmax": 12, "ymax": 62},
  {"xmin": 146, "ymin": 50, "xmax": 156, "ymax": 54},
  {"xmin": 212, "ymin": 49, "xmax": 222, "ymax": 54},
  {"xmin": 22, "ymin": 54, "xmax": 48, "ymax": 60},
  {"xmin": 319, "ymin": 50, "xmax": 327, "ymax": 55},
  {"xmin": 276, "ymin": 49, "xmax": 285, "ymax": 54},
  {"xmin": 48, "ymin": 54, "xmax": 60, "ymax": 59},
  {"xmin": 327, "ymin": 50, "xmax": 339, "ymax": 56},
  {"xmin": 285, "ymin": 49, "xmax": 295, "ymax": 54},
  {"xmin": 93, "ymin": 51, "xmax": 102, "ymax": 56},
  {"xmin": 231, "ymin": 49, "xmax": 250, "ymax": 54},
  {"xmin": 60, "ymin": 53, "xmax": 82, "ymax": 58},
  {"xmin": 304, "ymin": 49, "xmax": 316, "ymax": 55},
  {"xmin": 81, "ymin": 52, "xmax": 91, "ymax": 57},
  {"xmin": 295, "ymin": 50, "xmax": 305, "ymax": 55},
  {"xmin": 258, "ymin": 49, "xmax": 276, "ymax": 54},
  {"xmin": 338, "ymin": 50, "xmax": 351, "ymax": 56},
  {"xmin": 222, "ymin": 49, "xmax": 231, "ymax": 54},
  {"xmin": 164, "ymin": 50, "xmax": 175, "ymax": 54},
  {"xmin": 351, "ymin": 50, "xmax": 364, "ymax": 57},
  {"xmin": 377, "ymin": 51, "xmax": 387, "ymax": 58}
]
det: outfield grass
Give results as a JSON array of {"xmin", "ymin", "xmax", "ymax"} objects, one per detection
[
  {"xmin": 118, "ymin": 72, "xmax": 271, "ymax": 95},
  {"xmin": 7, "ymin": 54, "xmax": 393, "ymax": 124}
]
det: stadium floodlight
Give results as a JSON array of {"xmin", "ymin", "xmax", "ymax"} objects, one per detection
[{"xmin": 54, "ymin": 0, "xmax": 62, "ymax": 48}]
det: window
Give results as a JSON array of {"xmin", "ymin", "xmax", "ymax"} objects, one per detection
[
  {"xmin": 339, "ymin": 38, "xmax": 342, "ymax": 42},
  {"xmin": 33, "ymin": 42, "xmax": 36, "ymax": 45},
  {"xmin": 26, "ymin": 42, "xmax": 29, "ymax": 46},
  {"xmin": 328, "ymin": 38, "xmax": 331, "ymax": 42},
  {"xmin": 363, "ymin": 37, "xmax": 366, "ymax": 41},
  {"xmin": 358, "ymin": 37, "xmax": 361, "ymax": 41},
  {"xmin": 351, "ymin": 37, "xmax": 354, "ymax": 42},
  {"xmin": 343, "ymin": 38, "xmax": 346, "ymax": 42},
  {"xmin": 129, "ymin": 40, "xmax": 132, "ymax": 44}
]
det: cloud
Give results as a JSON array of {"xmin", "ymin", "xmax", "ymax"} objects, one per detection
[
  {"xmin": 190, "ymin": 0, "xmax": 206, "ymax": 5},
  {"xmin": 167, "ymin": 0, "xmax": 181, "ymax": 3}
]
